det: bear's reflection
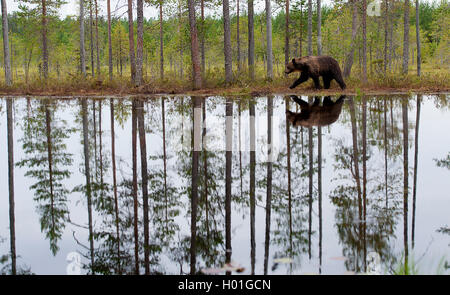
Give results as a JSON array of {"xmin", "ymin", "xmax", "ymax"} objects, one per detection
[{"xmin": 286, "ymin": 95, "xmax": 345, "ymax": 127}]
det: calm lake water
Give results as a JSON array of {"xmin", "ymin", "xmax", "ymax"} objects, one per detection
[{"xmin": 0, "ymin": 94, "xmax": 449, "ymax": 275}]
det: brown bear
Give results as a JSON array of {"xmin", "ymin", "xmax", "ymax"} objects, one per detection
[
  {"xmin": 286, "ymin": 95, "xmax": 345, "ymax": 127},
  {"xmin": 285, "ymin": 56, "xmax": 346, "ymax": 90}
]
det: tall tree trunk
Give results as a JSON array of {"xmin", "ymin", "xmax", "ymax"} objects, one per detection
[
  {"xmin": 95, "ymin": 0, "xmax": 100, "ymax": 75},
  {"xmin": 1, "ymin": 0, "xmax": 12, "ymax": 85},
  {"xmin": 362, "ymin": 96, "xmax": 367, "ymax": 272},
  {"xmin": 248, "ymin": 0, "xmax": 255, "ymax": 80},
  {"xmin": 249, "ymin": 100, "xmax": 256, "ymax": 275},
  {"xmin": 190, "ymin": 97, "xmax": 201, "ymax": 274},
  {"xmin": 131, "ymin": 100, "xmax": 139, "ymax": 274},
  {"xmin": 81, "ymin": 99, "xmax": 95, "ymax": 274},
  {"xmin": 107, "ymin": 0, "xmax": 112, "ymax": 80},
  {"xmin": 187, "ymin": 0, "xmax": 202, "ymax": 89},
  {"xmin": 162, "ymin": 98, "xmax": 168, "ymax": 227},
  {"xmin": 415, "ymin": 0, "xmax": 421, "ymax": 76},
  {"xmin": 265, "ymin": 0, "xmax": 273, "ymax": 79},
  {"xmin": 307, "ymin": 0, "xmax": 312, "ymax": 55},
  {"xmin": 136, "ymin": 99, "xmax": 150, "ymax": 275},
  {"xmin": 42, "ymin": 0, "xmax": 48, "ymax": 79},
  {"xmin": 225, "ymin": 98, "xmax": 233, "ymax": 274},
  {"xmin": 237, "ymin": 0, "xmax": 241, "ymax": 73},
  {"xmin": 412, "ymin": 95, "xmax": 420, "ymax": 249},
  {"xmin": 178, "ymin": 1, "xmax": 184, "ymax": 79},
  {"xmin": 89, "ymin": 0, "xmax": 94, "ymax": 77},
  {"xmin": 317, "ymin": 0, "xmax": 322, "ymax": 55},
  {"xmin": 201, "ymin": 0, "xmax": 205, "ymax": 76},
  {"xmin": 110, "ymin": 99, "xmax": 121, "ymax": 274},
  {"xmin": 384, "ymin": 0, "xmax": 388, "ymax": 74},
  {"xmin": 264, "ymin": 96, "xmax": 273, "ymax": 274},
  {"xmin": 343, "ymin": 0, "xmax": 358, "ymax": 77},
  {"xmin": 402, "ymin": 98, "xmax": 409, "ymax": 274},
  {"xmin": 80, "ymin": 0, "xmax": 86, "ymax": 76},
  {"xmin": 6, "ymin": 99, "xmax": 16, "ymax": 274},
  {"xmin": 45, "ymin": 102, "xmax": 56, "ymax": 254},
  {"xmin": 307, "ymin": 104, "xmax": 313, "ymax": 260},
  {"xmin": 318, "ymin": 124, "xmax": 322, "ymax": 274},
  {"xmin": 362, "ymin": 0, "xmax": 367, "ymax": 82},
  {"xmin": 285, "ymin": 98, "xmax": 293, "ymax": 255},
  {"xmin": 223, "ymin": 0, "xmax": 233, "ymax": 83},
  {"xmin": 285, "ymin": 0, "xmax": 290, "ymax": 71},
  {"xmin": 136, "ymin": 0, "xmax": 144, "ymax": 85},
  {"xmin": 127, "ymin": 0, "xmax": 136, "ymax": 83},
  {"xmin": 300, "ymin": 1, "xmax": 303, "ymax": 56},
  {"xmin": 159, "ymin": 3, "xmax": 164, "ymax": 80},
  {"xmin": 384, "ymin": 97, "xmax": 388, "ymax": 208},
  {"xmin": 403, "ymin": 0, "xmax": 410, "ymax": 74}
]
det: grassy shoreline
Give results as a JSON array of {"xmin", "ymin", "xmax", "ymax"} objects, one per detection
[{"xmin": 0, "ymin": 72, "xmax": 448, "ymax": 97}]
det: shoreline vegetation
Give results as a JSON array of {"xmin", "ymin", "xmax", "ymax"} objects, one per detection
[{"xmin": 0, "ymin": 70, "xmax": 448, "ymax": 97}]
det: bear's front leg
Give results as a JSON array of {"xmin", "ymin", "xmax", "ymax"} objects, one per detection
[{"xmin": 290, "ymin": 72, "xmax": 309, "ymax": 89}]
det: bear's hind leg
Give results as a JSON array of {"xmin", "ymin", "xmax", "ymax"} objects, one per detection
[{"xmin": 334, "ymin": 71, "xmax": 347, "ymax": 90}]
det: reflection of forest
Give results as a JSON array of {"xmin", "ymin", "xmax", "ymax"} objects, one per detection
[{"xmin": 1, "ymin": 94, "xmax": 449, "ymax": 274}]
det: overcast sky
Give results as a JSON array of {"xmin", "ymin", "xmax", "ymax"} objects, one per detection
[{"xmin": 4, "ymin": 0, "xmax": 439, "ymax": 20}]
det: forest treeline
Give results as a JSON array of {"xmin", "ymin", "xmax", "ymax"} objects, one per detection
[{"xmin": 0, "ymin": 0, "xmax": 449, "ymax": 93}]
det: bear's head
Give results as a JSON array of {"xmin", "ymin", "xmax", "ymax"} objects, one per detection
[{"xmin": 285, "ymin": 58, "xmax": 305, "ymax": 74}]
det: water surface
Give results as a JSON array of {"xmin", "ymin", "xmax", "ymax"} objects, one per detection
[{"xmin": 0, "ymin": 94, "xmax": 449, "ymax": 275}]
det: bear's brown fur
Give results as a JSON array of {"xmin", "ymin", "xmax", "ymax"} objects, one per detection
[
  {"xmin": 286, "ymin": 95, "xmax": 345, "ymax": 127},
  {"xmin": 285, "ymin": 56, "xmax": 346, "ymax": 90}
]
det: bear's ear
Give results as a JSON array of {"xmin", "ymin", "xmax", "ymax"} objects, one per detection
[{"xmin": 292, "ymin": 58, "xmax": 297, "ymax": 65}]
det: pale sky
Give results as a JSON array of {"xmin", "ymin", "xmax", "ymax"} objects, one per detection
[
  {"xmin": 4, "ymin": 0, "xmax": 337, "ymax": 20},
  {"xmin": 4, "ymin": 0, "xmax": 439, "ymax": 21}
]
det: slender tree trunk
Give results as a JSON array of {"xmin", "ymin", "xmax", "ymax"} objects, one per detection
[
  {"xmin": 190, "ymin": 97, "xmax": 201, "ymax": 274},
  {"xmin": 178, "ymin": 1, "xmax": 184, "ymax": 79},
  {"xmin": 363, "ymin": 0, "xmax": 367, "ymax": 82},
  {"xmin": 285, "ymin": 98, "xmax": 293, "ymax": 255},
  {"xmin": 201, "ymin": 0, "xmax": 205, "ymax": 76},
  {"xmin": 318, "ymin": 124, "xmax": 322, "ymax": 274},
  {"xmin": 285, "ymin": 0, "xmax": 290, "ymax": 72},
  {"xmin": 7, "ymin": 99, "xmax": 16, "ymax": 275},
  {"xmin": 225, "ymin": 98, "xmax": 233, "ymax": 274},
  {"xmin": 415, "ymin": 0, "xmax": 421, "ymax": 76},
  {"xmin": 131, "ymin": 100, "xmax": 139, "ymax": 274},
  {"xmin": 362, "ymin": 96, "xmax": 367, "ymax": 272},
  {"xmin": 81, "ymin": 99, "xmax": 95, "ymax": 274},
  {"xmin": 80, "ymin": 0, "xmax": 86, "ymax": 76},
  {"xmin": 237, "ymin": 0, "xmax": 241, "ymax": 73},
  {"xmin": 403, "ymin": 0, "xmax": 410, "ymax": 74},
  {"xmin": 159, "ymin": 3, "xmax": 164, "ymax": 80},
  {"xmin": 223, "ymin": 0, "xmax": 233, "ymax": 83},
  {"xmin": 110, "ymin": 99, "xmax": 121, "ymax": 274},
  {"xmin": 384, "ymin": 97, "xmax": 388, "ymax": 208},
  {"xmin": 42, "ymin": 0, "xmax": 48, "ymax": 79},
  {"xmin": 45, "ymin": 102, "xmax": 56, "ymax": 254},
  {"xmin": 265, "ymin": 0, "xmax": 273, "ymax": 79},
  {"xmin": 307, "ymin": 0, "xmax": 312, "ymax": 55},
  {"xmin": 343, "ymin": 0, "xmax": 358, "ymax": 77},
  {"xmin": 1, "ymin": 0, "xmax": 12, "ymax": 85},
  {"xmin": 127, "ymin": 0, "xmax": 136, "ymax": 83},
  {"xmin": 162, "ymin": 98, "xmax": 168, "ymax": 227},
  {"xmin": 317, "ymin": 0, "xmax": 322, "ymax": 55},
  {"xmin": 89, "ymin": 0, "xmax": 94, "ymax": 77},
  {"xmin": 308, "ymin": 110, "xmax": 313, "ymax": 260},
  {"xmin": 412, "ymin": 95, "xmax": 420, "ymax": 249},
  {"xmin": 188, "ymin": 0, "xmax": 202, "ymax": 89},
  {"xmin": 300, "ymin": 2, "xmax": 303, "ymax": 56},
  {"xmin": 107, "ymin": 0, "xmax": 112, "ymax": 80},
  {"xmin": 264, "ymin": 96, "xmax": 273, "ymax": 274},
  {"xmin": 249, "ymin": 100, "xmax": 256, "ymax": 275},
  {"xmin": 248, "ymin": 0, "xmax": 255, "ymax": 80},
  {"xmin": 402, "ymin": 98, "xmax": 409, "ymax": 274},
  {"xmin": 95, "ymin": 0, "xmax": 100, "ymax": 75},
  {"xmin": 136, "ymin": 99, "xmax": 150, "ymax": 275},
  {"xmin": 136, "ymin": 0, "xmax": 144, "ymax": 85},
  {"xmin": 384, "ymin": 0, "xmax": 388, "ymax": 74}
]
